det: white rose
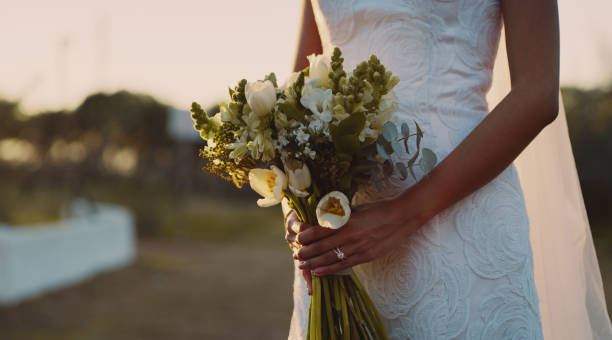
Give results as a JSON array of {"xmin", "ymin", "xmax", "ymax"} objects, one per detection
[
  {"xmin": 316, "ymin": 191, "xmax": 351, "ymax": 229},
  {"xmin": 245, "ymin": 80, "xmax": 277, "ymax": 117},
  {"xmin": 307, "ymin": 53, "xmax": 331, "ymax": 86},
  {"xmin": 248, "ymin": 165, "xmax": 288, "ymax": 207},
  {"xmin": 283, "ymin": 159, "xmax": 312, "ymax": 197}
]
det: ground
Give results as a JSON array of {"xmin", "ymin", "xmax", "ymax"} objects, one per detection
[
  {"xmin": 1, "ymin": 239, "xmax": 611, "ymax": 340},
  {"xmin": 0, "ymin": 240, "xmax": 294, "ymax": 340}
]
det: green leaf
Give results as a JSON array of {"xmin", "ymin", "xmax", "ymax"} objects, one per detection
[
  {"xmin": 391, "ymin": 140, "xmax": 402, "ymax": 155},
  {"xmin": 382, "ymin": 160, "xmax": 394, "ymax": 177},
  {"xmin": 265, "ymin": 72, "xmax": 278, "ymax": 88},
  {"xmin": 419, "ymin": 148, "xmax": 437, "ymax": 173},
  {"xmin": 376, "ymin": 143, "xmax": 390, "ymax": 159},
  {"xmin": 401, "ymin": 122, "xmax": 410, "ymax": 138},
  {"xmin": 382, "ymin": 121, "xmax": 398, "ymax": 142},
  {"xmin": 395, "ymin": 162, "xmax": 408, "ymax": 180},
  {"xmin": 331, "ymin": 112, "xmax": 366, "ymax": 152}
]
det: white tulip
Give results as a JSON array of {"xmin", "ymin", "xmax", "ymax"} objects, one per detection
[
  {"xmin": 284, "ymin": 159, "xmax": 312, "ymax": 197},
  {"xmin": 249, "ymin": 165, "xmax": 287, "ymax": 207},
  {"xmin": 316, "ymin": 191, "xmax": 351, "ymax": 229},
  {"xmin": 245, "ymin": 80, "xmax": 277, "ymax": 117},
  {"xmin": 307, "ymin": 54, "xmax": 332, "ymax": 86}
]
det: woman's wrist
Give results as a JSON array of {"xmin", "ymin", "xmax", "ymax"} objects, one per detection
[{"xmin": 380, "ymin": 175, "xmax": 442, "ymax": 228}]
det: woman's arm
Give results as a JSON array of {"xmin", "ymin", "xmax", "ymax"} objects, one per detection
[
  {"xmin": 293, "ymin": 0, "xmax": 323, "ymax": 72},
  {"xmin": 294, "ymin": 0, "xmax": 560, "ymax": 275}
]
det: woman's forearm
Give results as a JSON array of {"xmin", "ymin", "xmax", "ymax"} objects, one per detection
[
  {"xmin": 384, "ymin": 0, "xmax": 560, "ymax": 227},
  {"xmin": 293, "ymin": 0, "xmax": 322, "ymax": 71},
  {"xmin": 387, "ymin": 83, "xmax": 559, "ymax": 225}
]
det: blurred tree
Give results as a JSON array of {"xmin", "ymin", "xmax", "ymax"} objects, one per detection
[{"xmin": 563, "ymin": 85, "xmax": 612, "ymax": 228}]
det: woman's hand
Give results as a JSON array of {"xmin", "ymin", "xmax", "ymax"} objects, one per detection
[
  {"xmin": 294, "ymin": 196, "xmax": 427, "ymax": 276},
  {"xmin": 285, "ymin": 209, "xmax": 334, "ymax": 295}
]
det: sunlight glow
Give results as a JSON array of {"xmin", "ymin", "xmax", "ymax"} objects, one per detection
[{"xmin": 0, "ymin": 0, "xmax": 610, "ymax": 114}]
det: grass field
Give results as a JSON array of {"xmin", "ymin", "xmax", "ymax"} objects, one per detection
[
  {"xmin": 0, "ymin": 238, "xmax": 611, "ymax": 340},
  {"xmin": 0, "ymin": 240, "xmax": 294, "ymax": 340}
]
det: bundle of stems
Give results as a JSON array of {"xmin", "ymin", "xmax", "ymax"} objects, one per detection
[{"xmin": 287, "ymin": 192, "xmax": 389, "ymax": 340}]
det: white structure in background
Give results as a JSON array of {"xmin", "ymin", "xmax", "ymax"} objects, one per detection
[
  {"xmin": 0, "ymin": 201, "xmax": 135, "ymax": 305},
  {"xmin": 167, "ymin": 107, "xmax": 200, "ymax": 142}
]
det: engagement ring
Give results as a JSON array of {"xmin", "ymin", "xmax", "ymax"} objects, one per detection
[{"xmin": 333, "ymin": 247, "xmax": 346, "ymax": 261}]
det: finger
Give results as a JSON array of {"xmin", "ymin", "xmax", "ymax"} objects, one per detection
[
  {"xmin": 313, "ymin": 253, "xmax": 362, "ymax": 276},
  {"xmin": 285, "ymin": 231, "xmax": 296, "ymax": 244},
  {"xmin": 298, "ymin": 244, "xmax": 357, "ymax": 271},
  {"xmin": 302, "ymin": 269, "xmax": 312, "ymax": 296},
  {"xmin": 287, "ymin": 220, "xmax": 316, "ymax": 236},
  {"xmin": 296, "ymin": 225, "xmax": 336, "ymax": 245},
  {"xmin": 296, "ymin": 231, "xmax": 347, "ymax": 261}
]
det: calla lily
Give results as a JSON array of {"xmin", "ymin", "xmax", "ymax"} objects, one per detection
[
  {"xmin": 316, "ymin": 191, "xmax": 351, "ymax": 229},
  {"xmin": 245, "ymin": 80, "xmax": 277, "ymax": 117},
  {"xmin": 284, "ymin": 159, "xmax": 312, "ymax": 197},
  {"xmin": 249, "ymin": 165, "xmax": 287, "ymax": 207}
]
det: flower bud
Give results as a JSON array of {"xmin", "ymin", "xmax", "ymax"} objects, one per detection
[
  {"xmin": 283, "ymin": 159, "xmax": 312, "ymax": 197},
  {"xmin": 245, "ymin": 80, "xmax": 277, "ymax": 117},
  {"xmin": 316, "ymin": 191, "xmax": 351, "ymax": 229},
  {"xmin": 307, "ymin": 53, "xmax": 332, "ymax": 86},
  {"xmin": 248, "ymin": 165, "xmax": 287, "ymax": 207}
]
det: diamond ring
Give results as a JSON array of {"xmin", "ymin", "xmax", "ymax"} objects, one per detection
[{"xmin": 333, "ymin": 247, "xmax": 346, "ymax": 261}]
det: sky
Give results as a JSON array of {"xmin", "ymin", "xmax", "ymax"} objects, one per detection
[{"xmin": 1, "ymin": 0, "xmax": 611, "ymax": 114}]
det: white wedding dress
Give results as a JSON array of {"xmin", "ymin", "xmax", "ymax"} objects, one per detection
[{"xmin": 288, "ymin": 0, "xmax": 612, "ymax": 339}]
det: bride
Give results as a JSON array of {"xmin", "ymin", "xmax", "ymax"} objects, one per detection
[{"xmin": 284, "ymin": 0, "xmax": 612, "ymax": 339}]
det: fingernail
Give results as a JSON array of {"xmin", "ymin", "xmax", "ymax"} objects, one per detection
[
  {"xmin": 298, "ymin": 262, "xmax": 308, "ymax": 269},
  {"xmin": 314, "ymin": 269, "xmax": 324, "ymax": 276}
]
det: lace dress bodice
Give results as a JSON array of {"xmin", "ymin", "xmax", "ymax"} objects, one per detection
[{"xmin": 288, "ymin": 1, "xmax": 544, "ymax": 339}]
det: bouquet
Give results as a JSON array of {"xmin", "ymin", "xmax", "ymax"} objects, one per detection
[{"xmin": 191, "ymin": 48, "xmax": 436, "ymax": 339}]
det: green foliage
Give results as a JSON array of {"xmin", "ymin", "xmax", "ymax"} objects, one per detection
[
  {"xmin": 372, "ymin": 121, "xmax": 434, "ymax": 189},
  {"xmin": 562, "ymin": 85, "xmax": 612, "ymax": 227},
  {"xmin": 190, "ymin": 102, "xmax": 216, "ymax": 139},
  {"xmin": 330, "ymin": 111, "xmax": 366, "ymax": 153}
]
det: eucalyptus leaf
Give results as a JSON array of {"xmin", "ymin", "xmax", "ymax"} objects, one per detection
[
  {"xmin": 391, "ymin": 140, "xmax": 403, "ymax": 155},
  {"xmin": 376, "ymin": 143, "xmax": 390, "ymax": 159},
  {"xmin": 401, "ymin": 122, "xmax": 410, "ymax": 138},
  {"xmin": 383, "ymin": 160, "xmax": 394, "ymax": 177},
  {"xmin": 419, "ymin": 147, "xmax": 437, "ymax": 173},
  {"xmin": 395, "ymin": 162, "xmax": 408, "ymax": 180},
  {"xmin": 382, "ymin": 121, "xmax": 398, "ymax": 142}
]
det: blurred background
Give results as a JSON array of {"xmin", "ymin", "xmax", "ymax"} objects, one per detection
[{"xmin": 0, "ymin": 0, "xmax": 611, "ymax": 339}]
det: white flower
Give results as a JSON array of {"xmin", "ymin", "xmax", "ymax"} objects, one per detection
[
  {"xmin": 358, "ymin": 119, "xmax": 378, "ymax": 142},
  {"xmin": 308, "ymin": 119, "xmax": 324, "ymax": 135},
  {"xmin": 304, "ymin": 146, "xmax": 316, "ymax": 159},
  {"xmin": 301, "ymin": 83, "xmax": 333, "ymax": 120},
  {"xmin": 295, "ymin": 127, "xmax": 310, "ymax": 146},
  {"xmin": 284, "ymin": 159, "xmax": 311, "ymax": 196},
  {"xmin": 227, "ymin": 134, "xmax": 248, "ymax": 161},
  {"xmin": 307, "ymin": 53, "xmax": 331, "ymax": 86},
  {"xmin": 316, "ymin": 191, "xmax": 351, "ymax": 229},
  {"xmin": 372, "ymin": 90, "xmax": 399, "ymax": 130},
  {"xmin": 242, "ymin": 112, "xmax": 262, "ymax": 139},
  {"xmin": 247, "ymin": 129, "xmax": 275, "ymax": 161},
  {"xmin": 249, "ymin": 165, "xmax": 287, "ymax": 207},
  {"xmin": 245, "ymin": 80, "xmax": 277, "ymax": 117}
]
